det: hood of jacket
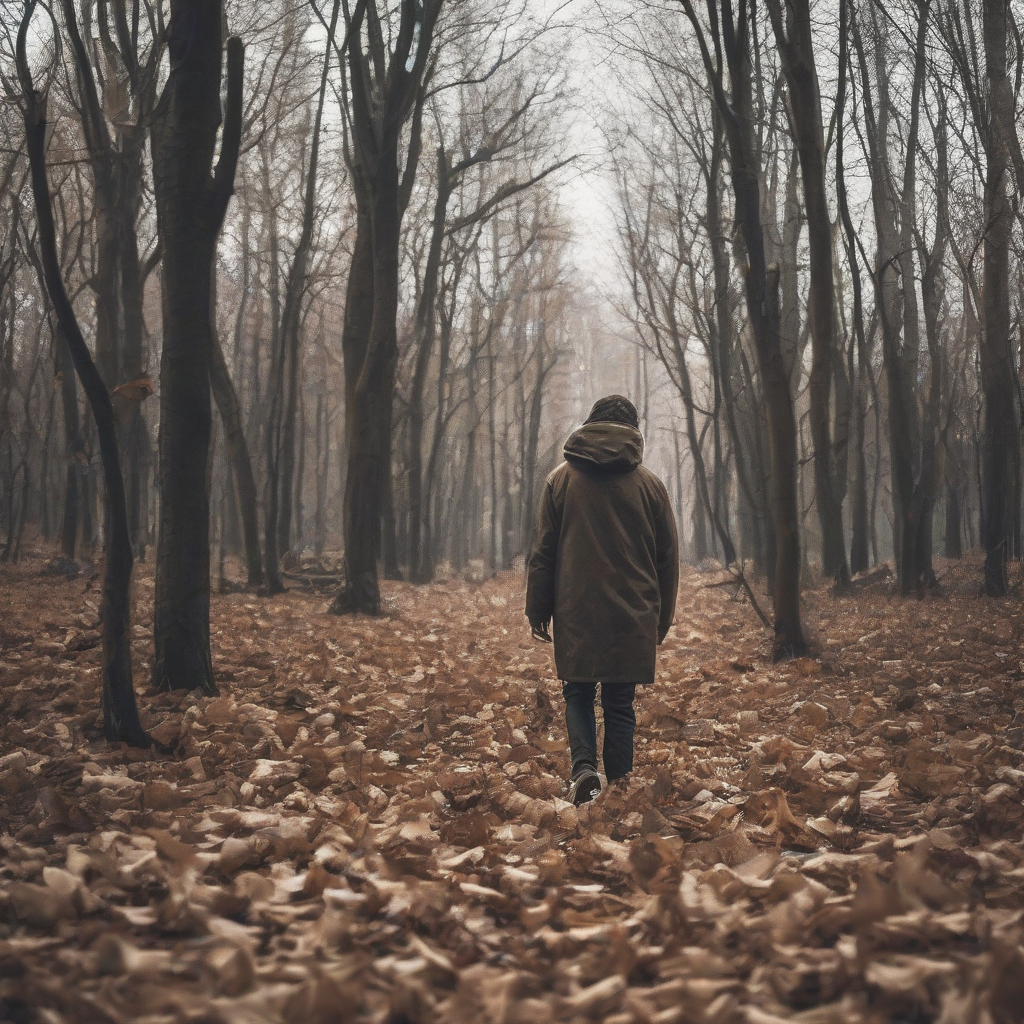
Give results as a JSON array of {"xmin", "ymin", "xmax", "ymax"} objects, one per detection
[{"xmin": 563, "ymin": 420, "xmax": 644, "ymax": 473}]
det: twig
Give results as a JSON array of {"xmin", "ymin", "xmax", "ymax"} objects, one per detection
[{"xmin": 701, "ymin": 564, "xmax": 772, "ymax": 630}]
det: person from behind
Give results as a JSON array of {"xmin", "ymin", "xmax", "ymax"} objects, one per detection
[{"xmin": 526, "ymin": 395, "xmax": 679, "ymax": 806}]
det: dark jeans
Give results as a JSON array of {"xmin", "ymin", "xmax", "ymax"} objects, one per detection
[{"xmin": 562, "ymin": 681, "xmax": 637, "ymax": 781}]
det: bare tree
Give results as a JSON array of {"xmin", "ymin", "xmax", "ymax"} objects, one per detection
[
  {"xmin": 766, "ymin": 0, "xmax": 849, "ymax": 587},
  {"xmin": 328, "ymin": 0, "xmax": 442, "ymax": 614},
  {"xmin": 150, "ymin": 1, "xmax": 242, "ymax": 693},
  {"xmin": 17, "ymin": 0, "xmax": 146, "ymax": 744},
  {"xmin": 679, "ymin": 0, "xmax": 806, "ymax": 656}
]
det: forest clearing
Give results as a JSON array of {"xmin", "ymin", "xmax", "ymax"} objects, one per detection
[{"xmin": 2, "ymin": 554, "xmax": 1024, "ymax": 1023}]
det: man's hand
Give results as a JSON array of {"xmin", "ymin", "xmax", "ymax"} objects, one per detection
[{"xmin": 530, "ymin": 619, "xmax": 552, "ymax": 643}]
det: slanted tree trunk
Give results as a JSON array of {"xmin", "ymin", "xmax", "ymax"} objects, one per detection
[
  {"xmin": 209, "ymin": 294, "xmax": 263, "ymax": 587},
  {"xmin": 19, "ymin": 4, "xmax": 147, "ymax": 744},
  {"xmin": 58, "ymin": 0, "xmax": 157, "ymax": 561},
  {"xmin": 150, "ymin": 4, "xmax": 243, "ymax": 692}
]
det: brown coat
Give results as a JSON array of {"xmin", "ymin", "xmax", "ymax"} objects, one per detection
[{"xmin": 525, "ymin": 421, "xmax": 679, "ymax": 684}]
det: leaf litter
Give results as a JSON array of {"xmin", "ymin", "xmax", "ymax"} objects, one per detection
[{"xmin": 1, "ymin": 556, "xmax": 1024, "ymax": 1023}]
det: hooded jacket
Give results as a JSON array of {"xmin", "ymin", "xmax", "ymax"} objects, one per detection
[{"xmin": 525, "ymin": 420, "xmax": 679, "ymax": 684}]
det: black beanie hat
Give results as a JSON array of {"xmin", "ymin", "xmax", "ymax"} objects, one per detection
[{"xmin": 584, "ymin": 394, "xmax": 639, "ymax": 429}]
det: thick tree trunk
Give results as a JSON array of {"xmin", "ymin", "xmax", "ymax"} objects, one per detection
[
  {"xmin": 980, "ymin": 0, "xmax": 1019, "ymax": 595},
  {"xmin": 332, "ymin": 197, "xmax": 379, "ymax": 612},
  {"xmin": 344, "ymin": 175, "xmax": 400, "ymax": 601},
  {"xmin": 331, "ymin": 0, "xmax": 438, "ymax": 613},
  {"xmin": 150, "ymin": 6, "xmax": 242, "ymax": 692}
]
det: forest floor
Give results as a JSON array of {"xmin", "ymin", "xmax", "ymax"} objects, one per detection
[{"xmin": 2, "ymin": 552, "xmax": 1024, "ymax": 1024}]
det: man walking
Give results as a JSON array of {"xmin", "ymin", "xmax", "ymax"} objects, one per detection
[{"xmin": 526, "ymin": 396, "xmax": 678, "ymax": 805}]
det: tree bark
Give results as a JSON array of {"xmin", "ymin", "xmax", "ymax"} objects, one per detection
[
  {"xmin": 150, "ymin": 4, "xmax": 243, "ymax": 692},
  {"xmin": 767, "ymin": 0, "xmax": 849, "ymax": 586},
  {"xmin": 852, "ymin": 2, "xmax": 929, "ymax": 593},
  {"xmin": 980, "ymin": 0, "xmax": 1019, "ymax": 595},
  {"xmin": 837, "ymin": 0, "xmax": 870, "ymax": 575},
  {"xmin": 209, "ymin": 301, "xmax": 264, "ymax": 587},
  {"xmin": 19, "ymin": 3, "xmax": 147, "ymax": 745},
  {"xmin": 408, "ymin": 150, "xmax": 450, "ymax": 582},
  {"xmin": 56, "ymin": 324, "xmax": 82, "ymax": 563},
  {"xmin": 681, "ymin": 0, "xmax": 806, "ymax": 656},
  {"xmin": 332, "ymin": 0, "xmax": 441, "ymax": 614}
]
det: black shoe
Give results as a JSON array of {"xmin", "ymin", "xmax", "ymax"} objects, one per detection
[{"xmin": 568, "ymin": 768, "xmax": 602, "ymax": 806}]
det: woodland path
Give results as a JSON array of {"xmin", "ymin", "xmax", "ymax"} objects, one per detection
[{"xmin": 1, "ymin": 556, "xmax": 1024, "ymax": 1022}]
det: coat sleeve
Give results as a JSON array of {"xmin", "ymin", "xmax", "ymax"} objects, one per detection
[
  {"xmin": 525, "ymin": 474, "xmax": 561, "ymax": 625},
  {"xmin": 654, "ymin": 482, "xmax": 679, "ymax": 643}
]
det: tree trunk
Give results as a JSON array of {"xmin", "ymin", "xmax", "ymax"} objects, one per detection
[
  {"xmin": 707, "ymin": 111, "xmax": 765, "ymax": 576},
  {"xmin": 117, "ymin": 131, "xmax": 152, "ymax": 561},
  {"xmin": 150, "ymin": 6, "xmax": 242, "ymax": 692},
  {"xmin": 278, "ymin": 0, "xmax": 337, "ymax": 559},
  {"xmin": 852, "ymin": 4, "xmax": 927, "ymax": 593},
  {"xmin": 332, "ymin": 0, "xmax": 439, "ymax": 614},
  {"xmin": 57, "ymin": 323, "xmax": 82, "ymax": 563},
  {"xmin": 339, "ymin": 132, "xmax": 402, "ymax": 612},
  {"xmin": 837, "ymin": 0, "xmax": 870, "ymax": 575},
  {"xmin": 682, "ymin": 0, "xmax": 806, "ymax": 656},
  {"xmin": 420, "ymin": 296, "xmax": 457, "ymax": 579},
  {"xmin": 768, "ymin": 0, "xmax": 849, "ymax": 586},
  {"xmin": 408, "ymin": 152, "xmax": 450, "ymax": 581},
  {"xmin": 944, "ymin": 483, "xmax": 963, "ymax": 558},
  {"xmin": 980, "ymin": 0, "xmax": 1019, "ymax": 595},
  {"xmin": 19, "ymin": 8, "xmax": 147, "ymax": 744},
  {"xmin": 314, "ymin": 392, "xmax": 327, "ymax": 559},
  {"xmin": 209, "ymin": 307, "xmax": 264, "ymax": 587}
]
